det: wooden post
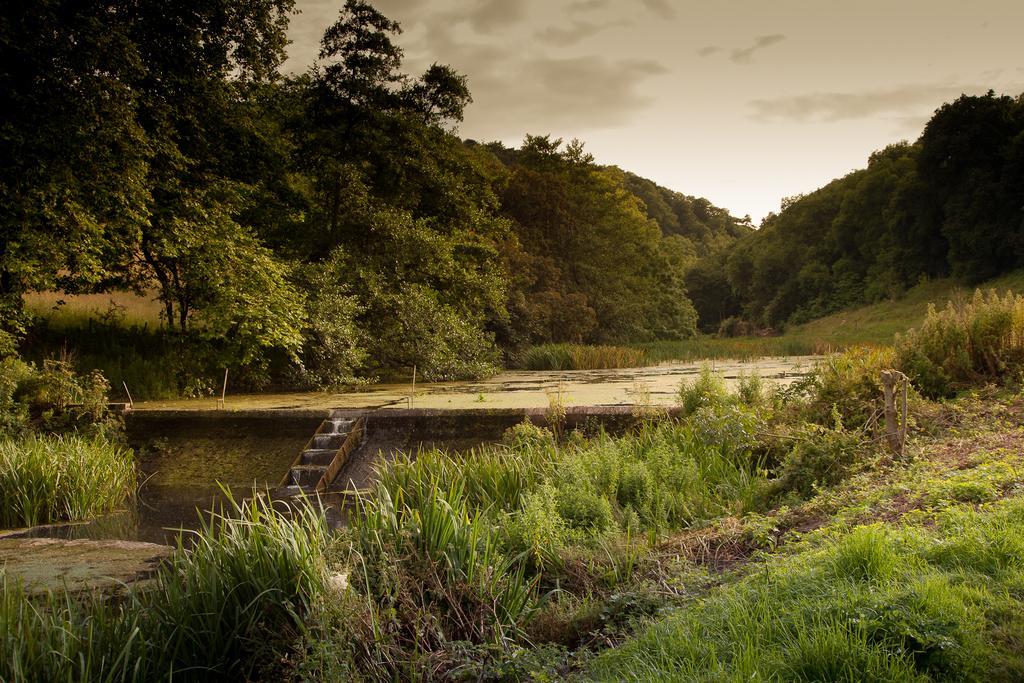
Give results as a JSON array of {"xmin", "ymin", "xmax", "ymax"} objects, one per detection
[
  {"xmin": 881, "ymin": 369, "xmax": 908, "ymax": 457},
  {"xmin": 217, "ymin": 368, "xmax": 228, "ymax": 410}
]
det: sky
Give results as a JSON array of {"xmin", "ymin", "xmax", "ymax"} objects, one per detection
[{"xmin": 284, "ymin": 0, "xmax": 1024, "ymax": 224}]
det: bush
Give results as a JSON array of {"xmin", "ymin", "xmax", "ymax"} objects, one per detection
[
  {"xmin": 0, "ymin": 357, "xmax": 33, "ymax": 437},
  {"xmin": 896, "ymin": 289, "xmax": 1024, "ymax": 398},
  {"xmin": 803, "ymin": 346, "xmax": 896, "ymax": 430},
  {"xmin": 0, "ymin": 434, "xmax": 136, "ymax": 527},
  {"xmin": 678, "ymin": 363, "xmax": 731, "ymax": 416},
  {"xmin": 775, "ymin": 419, "xmax": 870, "ymax": 496}
]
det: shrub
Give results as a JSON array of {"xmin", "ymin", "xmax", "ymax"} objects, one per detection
[
  {"xmin": 737, "ymin": 370, "xmax": 767, "ymax": 407},
  {"xmin": 774, "ymin": 419, "xmax": 870, "ymax": 496},
  {"xmin": 678, "ymin": 363, "xmax": 731, "ymax": 416},
  {"xmin": 0, "ymin": 434, "xmax": 136, "ymax": 527},
  {"xmin": 804, "ymin": 346, "xmax": 896, "ymax": 430},
  {"xmin": 896, "ymin": 289, "xmax": 1024, "ymax": 398},
  {"xmin": 557, "ymin": 487, "xmax": 615, "ymax": 534},
  {"xmin": 0, "ymin": 357, "xmax": 33, "ymax": 437}
]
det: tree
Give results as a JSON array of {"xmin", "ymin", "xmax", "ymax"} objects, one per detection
[{"xmin": 0, "ymin": 1, "xmax": 149, "ymax": 347}]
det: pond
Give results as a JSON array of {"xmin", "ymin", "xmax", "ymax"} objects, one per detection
[
  {"xmin": 18, "ymin": 357, "xmax": 819, "ymax": 544},
  {"xmin": 136, "ymin": 356, "xmax": 820, "ymax": 412}
]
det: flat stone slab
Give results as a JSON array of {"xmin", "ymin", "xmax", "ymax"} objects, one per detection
[{"xmin": 0, "ymin": 538, "xmax": 173, "ymax": 593}]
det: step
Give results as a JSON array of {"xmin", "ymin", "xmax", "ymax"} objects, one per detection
[
  {"xmin": 301, "ymin": 449, "xmax": 337, "ymax": 466},
  {"xmin": 289, "ymin": 464, "xmax": 327, "ymax": 488},
  {"xmin": 311, "ymin": 433, "xmax": 345, "ymax": 450},
  {"xmin": 322, "ymin": 419, "xmax": 353, "ymax": 434},
  {"xmin": 275, "ymin": 484, "xmax": 316, "ymax": 498}
]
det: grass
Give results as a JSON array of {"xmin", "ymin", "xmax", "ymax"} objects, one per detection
[
  {"xmin": 0, "ymin": 489, "xmax": 329, "ymax": 682},
  {"xmin": 0, "ymin": 434, "xmax": 136, "ymax": 528},
  {"xmin": 518, "ymin": 343, "xmax": 649, "ymax": 370},
  {"xmin": 516, "ymin": 271, "xmax": 1024, "ymax": 371},
  {"xmin": 783, "ymin": 270, "xmax": 1024, "ymax": 349},
  {"xmin": 328, "ymin": 416, "xmax": 773, "ymax": 677},
  {"xmin": 589, "ymin": 498, "xmax": 1024, "ymax": 682},
  {"xmin": 23, "ymin": 290, "xmax": 163, "ymax": 329}
]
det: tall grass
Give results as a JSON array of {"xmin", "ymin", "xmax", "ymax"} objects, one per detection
[
  {"xmin": 0, "ymin": 434, "xmax": 136, "ymax": 528},
  {"xmin": 145, "ymin": 489, "xmax": 328, "ymax": 679},
  {"xmin": 0, "ymin": 489, "xmax": 329, "ymax": 682},
  {"xmin": 640, "ymin": 337, "xmax": 818, "ymax": 363},
  {"xmin": 518, "ymin": 343, "xmax": 649, "ymax": 370},
  {"xmin": 897, "ymin": 289, "xmax": 1024, "ymax": 397},
  {"xmin": 591, "ymin": 499, "xmax": 1024, "ymax": 681}
]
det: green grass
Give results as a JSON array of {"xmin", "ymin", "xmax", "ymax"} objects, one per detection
[
  {"xmin": 0, "ymin": 489, "xmax": 329, "ymax": 682},
  {"xmin": 589, "ymin": 500, "xmax": 1024, "ymax": 681},
  {"xmin": 783, "ymin": 271, "xmax": 1024, "ymax": 349},
  {"xmin": 0, "ymin": 434, "xmax": 136, "ymax": 528}
]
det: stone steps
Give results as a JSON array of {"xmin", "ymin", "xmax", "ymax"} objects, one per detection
[{"xmin": 280, "ymin": 415, "xmax": 362, "ymax": 494}]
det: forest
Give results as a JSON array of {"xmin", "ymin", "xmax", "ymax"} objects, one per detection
[
  {"xmin": 687, "ymin": 91, "xmax": 1024, "ymax": 332},
  {"xmin": 1, "ymin": 0, "xmax": 748, "ymax": 396}
]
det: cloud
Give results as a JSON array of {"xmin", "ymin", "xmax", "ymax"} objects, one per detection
[
  {"xmin": 464, "ymin": 0, "xmax": 530, "ymax": 33},
  {"xmin": 462, "ymin": 56, "xmax": 670, "ymax": 139},
  {"xmin": 568, "ymin": 0, "xmax": 608, "ymax": 13},
  {"xmin": 536, "ymin": 19, "xmax": 628, "ymax": 47},
  {"xmin": 747, "ymin": 83, "xmax": 1011, "ymax": 123},
  {"xmin": 698, "ymin": 34, "xmax": 785, "ymax": 64},
  {"xmin": 641, "ymin": 0, "xmax": 676, "ymax": 20},
  {"xmin": 729, "ymin": 34, "xmax": 785, "ymax": 64}
]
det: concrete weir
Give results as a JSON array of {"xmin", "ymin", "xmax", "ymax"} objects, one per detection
[{"xmin": 127, "ymin": 405, "xmax": 662, "ymax": 495}]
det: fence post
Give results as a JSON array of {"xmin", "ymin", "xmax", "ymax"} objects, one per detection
[{"xmin": 881, "ymin": 369, "xmax": 908, "ymax": 457}]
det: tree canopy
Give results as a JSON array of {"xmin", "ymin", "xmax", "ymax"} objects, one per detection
[{"xmin": 2, "ymin": 0, "xmax": 749, "ymax": 391}]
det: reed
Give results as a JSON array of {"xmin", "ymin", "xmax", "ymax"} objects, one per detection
[
  {"xmin": 0, "ymin": 488, "xmax": 330, "ymax": 682},
  {"xmin": 519, "ymin": 343, "xmax": 648, "ymax": 370},
  {"xmin": 0, "ymin": 434, "xmax": 136, "ymax": 528}
]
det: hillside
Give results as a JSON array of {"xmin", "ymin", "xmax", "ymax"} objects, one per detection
[
  {"xmin": 687, "ymin": 91, "xmax": 1024, "ymax": 332},
  {"xmin": 783, "ymin": 270, "xmax": 1024, "ymax": 349}
]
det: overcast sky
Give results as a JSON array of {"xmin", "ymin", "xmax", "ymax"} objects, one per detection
[{"xmin": 284, "ymin": 0, "xmax": 1024, "ymax": 223}]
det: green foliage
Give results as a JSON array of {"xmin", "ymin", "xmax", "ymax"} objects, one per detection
[
  {"xmin": 294, "ymin": 256, "xmax": 367, "ymax": 389},
  {"xmin": 0, "ymin": 357, "xmax": 33, "ymax": 437},
  {"xmin": 143, "ymin": 491, "xmax": 327, "ymax": 679},
  {"xmin": 896, "ymin": 289, "xmax": 1024, "ymax": 398},
  {"xmin": 804, "ymin": 346, "xmax": 897, "ymax": 429},
  {"xmin": 496, "ymin": 136, "xmax": 700, "ymax": 347},
  {"xmin": 692, "ymin": 91, "xmax": 1024, "ymax": 332},
  {"xmin": 775, "ymin": 420, "xmax": 870, "ymax": 497},
  {"xmin": 0, "ymin": 434, "xmax": 135, "ymax": 527},
  {"xmin": 678, "ymin": 363, "xmax": 731, "ymax": 416}
]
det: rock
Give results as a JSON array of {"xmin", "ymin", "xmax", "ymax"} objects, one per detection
[{"xmin": 0, "ymin": 538, "xmax": 173, "ymax": 593}]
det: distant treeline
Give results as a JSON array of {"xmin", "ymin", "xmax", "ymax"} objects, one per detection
[
  {"xmin": 0, "ymin": 0, "xmax": 747, "ymax": 389},
  {"xmin": 688, "ymin": 91, "xmax": 1024, "ymax": 332}
]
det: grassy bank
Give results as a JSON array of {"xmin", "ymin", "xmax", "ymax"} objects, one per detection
[
  {"xmin": 1, "ymin": 491, "xmax": 328, "ymax": 682},
  {"xmin": 517, "ymin": 271, "xmax": 1024, "ymax": 371}
]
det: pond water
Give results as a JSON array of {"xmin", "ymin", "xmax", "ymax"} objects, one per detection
[
  {"xmin": 136, "ymin": 356, "xmax": 820, "ymax": 412},
  {"xmin": 17, "ymin": 357, "xmax": 819, "ymax": 544}
]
